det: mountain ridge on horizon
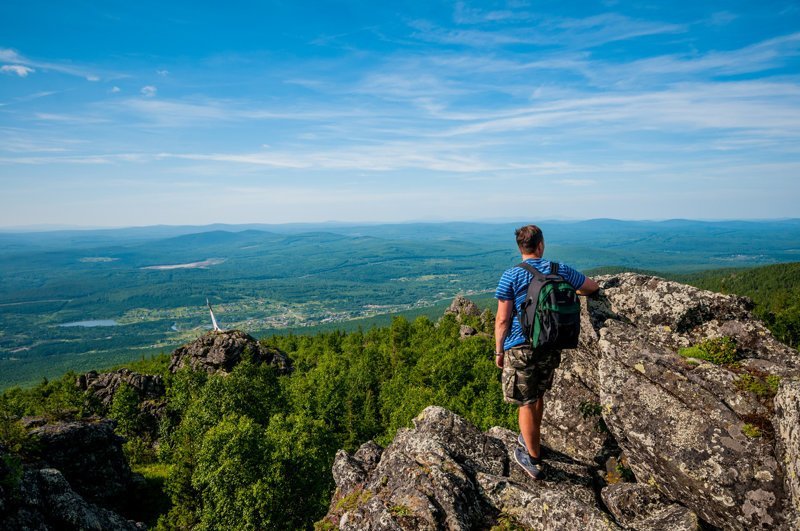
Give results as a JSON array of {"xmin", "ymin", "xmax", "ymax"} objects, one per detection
[{"xmin": 3, "ymin": 217, "xmax": 800, "ymax": 235}]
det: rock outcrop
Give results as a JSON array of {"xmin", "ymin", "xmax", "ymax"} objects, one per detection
[
  {"xmin": 774, "ymin": 378, "xmax": 800, "ymax": 528},
  {"xmin": 323, "ymin": 274, "xmax": 800, "ymax": 530},
  {"xmin": 321, "ymin": 406, "xmax": 618, "ymax": 530},
  {"xmin": 1, "ymin": 418, "xmax": 145, "ymax": 530},
  {"xmin": 445, "ymin": 296, "xmax": 481, "ymax": 321},
  {"xmin": 0, "ymin": 467, "xmax": 144, "ymax": 530},
  {"xmin": 76, "ymin": 368, "xmax": 165, "ymax": 407},
  {"xmin": 168, "ymin": 329, "xmax": 292, "ymax": 374},
  {"xmin": 26, "ymin": 417, "xmax": 138, "ymax": 508}
]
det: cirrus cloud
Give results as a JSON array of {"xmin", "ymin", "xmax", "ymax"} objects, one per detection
[{"xmin": 1, "ymin": 64, "xmax": 35, "ymax": 77}]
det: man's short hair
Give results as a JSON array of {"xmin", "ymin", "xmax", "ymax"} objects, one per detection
[{"xmin": 515, "ymin": 225, "xmax": 544, "ymax": 254}]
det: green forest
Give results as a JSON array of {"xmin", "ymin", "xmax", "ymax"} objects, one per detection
[
  {"xmin": 1, "ymin": 262, "xmax": 799, "ymax": 529},
  {"xmin": 1, "ymin": 311, "xmax": 510, "ymax": 529}
]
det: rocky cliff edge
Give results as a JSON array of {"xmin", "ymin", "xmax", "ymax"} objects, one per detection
[{"xmin": 321, "ymin": 273, "xmax": 800, "ymax": 530}]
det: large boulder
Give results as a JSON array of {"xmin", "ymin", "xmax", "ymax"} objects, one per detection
[
  {"xmin": 536, "ymin": 273, "xmax": 799, "ymax": 529},
  {"xmin": 0, "ymin": 468, "xmax": 143, "ymax": 530},
  {"xmin": 598, "ymin": 320, "xmax": 786, "ymax": 529},
  {"xmin": 26, "ymin": 417, "xmax": 137, "ymax": 508},
  {"xmin": 169, "ymin": 329, "xmax": 292, "ymax": 374},
  {"xmin": 319, "ymin": 406, "xmax": 619, "ymax": 530},
  {"xmin": 76, "ymin": 368, "xmax": 165, "ymax": 407}
]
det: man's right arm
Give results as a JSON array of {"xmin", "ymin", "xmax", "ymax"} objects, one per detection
[
  {"xmin": 494, "ymin": 299, "xmax": 513, "ymax": 369},
  {"xmin": 576, "ymin": 277, "xmax": 600, "ymax": 296}
]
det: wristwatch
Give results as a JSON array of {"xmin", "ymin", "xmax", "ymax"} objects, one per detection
[{"xmin": 494, "ymin": 351, "xmax": 504, "ymax": 356}]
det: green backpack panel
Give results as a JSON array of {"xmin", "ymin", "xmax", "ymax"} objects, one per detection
[{"xmin": 516, "ymin": 262, "xmax": 581, "ymax": 350}]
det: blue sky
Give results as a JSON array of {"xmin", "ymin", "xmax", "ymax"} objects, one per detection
[{"xmin": 1, "ymin": 1, "xmax": 798, "ymax": 227}]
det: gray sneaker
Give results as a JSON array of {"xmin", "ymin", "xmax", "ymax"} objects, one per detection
[
  {"xmin": 517, "ymin": 434, "xmax": 546, "ymax": 459},
  {"xmin": 514, "ymin": 446, "xmax": 545, "ymax": 480}
]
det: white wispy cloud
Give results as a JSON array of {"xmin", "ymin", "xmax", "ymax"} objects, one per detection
[
  {"xmin": 156, "ymin": 69, "xmax": 169, "ymax": 76},
  {"xmin": 111, "ymin": 86, "xmax": 121, "ymax": 93},
  {"xmin": 141, "ymin": 85, "xmax": 158, "ymax": 97},
  {"xmin": 0, "ymin": 49, "xmax": 22, "ymax": 62},
  {"xmin": 410, "ymin": 12, "xmax": 685, "ymax": 49},
  {"xmin": 453, "ymin": 2, "xmax": 532, "ymax": 24},
  {"xmin": 0, "ymin": 48, "xmax": 104, "ymax": 81},
  {"xmin": 32, "ymin": 113, "xmax": 111, "ymax": 125},
  {"xmin": 437, "ymin": 79, "xmax": 800, "ymax": 142},
  {"xmin": 1, "ymin": 65, "xmax": 34, "ymax": 77},
  {"xmin": 603, "ymin": 32, "xmax": 800, "ymax": 81}
]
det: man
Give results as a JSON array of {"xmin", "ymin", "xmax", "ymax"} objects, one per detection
[{"xmin": 494, "ymin": 224, "xmax": 599, "ymax": 479}]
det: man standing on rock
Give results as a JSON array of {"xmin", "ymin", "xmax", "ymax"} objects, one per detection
[{"xmin": 495, "ymin": 224, "xmax": 599, "ymax": 479}]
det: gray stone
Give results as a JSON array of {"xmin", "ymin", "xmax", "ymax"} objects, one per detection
[
  {"xmin": 598, "ymin": 320, "xmax": 786, "ymax": 529},
  {"xmin": 323, "ymin": 407, "xmax": 616, "ymax": 531},
  {"xmin": 27, "ymin": 417, "xmax": 136, "ymax": 508},
  {"xmin": 1, "ymin": 468, "xmax": 143, "ymax": 530},
  {"xmin": 459, "ymin": 324, "xmax": 477, "ymax": 338},
  {"xmin": 76, "ymin": 368, "xmax": 165, "ymax": 407},
  {"xmin": 602, "ymin": 482, "xmax": 699, "ymax": 530},
  {"xmin": 169, "ymin": 329, "xmax": 292, "ymax": 374},
  {"xmin": 445, "ymin": 296, "xmax": 481, "ymax": 321},
  {"xmin": 774, "ymin": 378, "xmax": 800, "ymax": 528}
]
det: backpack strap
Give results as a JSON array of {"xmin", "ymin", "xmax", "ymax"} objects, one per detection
[
  {"xmin": 549, "ymin": 262, "xmax": 560, "ymax": 276},
  {"xmin": 516, "ymin": 262, "xmax": 546, "ymax": 281},
  {"xmin": 514, "ymin": 262, "xmax": 550, "ymax": 326}
]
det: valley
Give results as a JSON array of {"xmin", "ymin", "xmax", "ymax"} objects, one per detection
[{"xmin": 1, "ymin": 219, "xmax": 799, "ymax": 389}]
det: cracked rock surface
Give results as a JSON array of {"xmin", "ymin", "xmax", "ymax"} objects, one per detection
[{"xmin": 322, "ymin": 274, "xmax": 800, "ymax": 530}]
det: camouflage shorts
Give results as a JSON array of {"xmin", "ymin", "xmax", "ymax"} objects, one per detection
[{"xmin": 502, "ymin": 346, "xmax": 562, "ymax": 405}]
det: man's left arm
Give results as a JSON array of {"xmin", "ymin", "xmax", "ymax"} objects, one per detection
[
  {"xmin": 560, "ymin": 263, "xmax": 600, "ymax": 296},
  {"xmin": 576, "ymin": 277, "xmax": 599, "ymax": 296}
]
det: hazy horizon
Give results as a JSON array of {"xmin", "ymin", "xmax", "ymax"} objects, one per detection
[{"xmin": 3, "ymin": 216, "xmax": 800, "ymax": 234}]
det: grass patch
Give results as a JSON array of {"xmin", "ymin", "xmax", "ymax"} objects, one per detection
[
  {"xmin": 491, "ymin": 512, "xmax": 526, "ymax": 531},
  {"xmin": 129, "ymin": 462, "xmax": 172, "ymax": 526},
  {"xmin": 740, "ymin": 413, "xmax": 775, "ymax": 441},
  {"xmin": 389, "ymin": 505, "xmax": 412, "ymax": 517},
  {"xmin": 742, "ymin": 423, "xmax": 762, "ymax": 438},
  {"xmin": 678, "ymin": 336, "xmax": 739, "ymax": 365},
  {"xmin": 314, "ymin": 520, "xmax": 339, "ymax": 531},
  {"xmin": 132, "ymin": 462, "xmax": 172, "ymax": 481},
  {"xmin": 736, "ymin": 374, "xmax": 781, "ymax": 400},
  {"xmin": 335, "ymin": 488, "xmax": 373, "ymax": 512}
]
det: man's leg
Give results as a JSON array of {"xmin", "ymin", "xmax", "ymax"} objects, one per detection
[{"xmin": 519, "ymin": 397, "xmax": 544, "ymax": 460}]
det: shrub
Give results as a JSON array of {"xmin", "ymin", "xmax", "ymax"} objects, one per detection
[{"xmin": 678, "ymin": 336, "xmax": 739, "ymax": 365}]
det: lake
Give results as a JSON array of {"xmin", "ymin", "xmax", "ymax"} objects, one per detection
[{"xmin": 58, "ymin": 319, "xmax": 118, "ymax": 328}]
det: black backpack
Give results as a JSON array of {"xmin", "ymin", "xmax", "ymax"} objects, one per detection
[{"xmin": 515, "ymin": 262, "xmax": 581, "ymax": 350}]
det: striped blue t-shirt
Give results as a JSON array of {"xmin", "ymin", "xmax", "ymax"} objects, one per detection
[{"xmin": 495, "ymin": 258, "xmax": 586, "ymax": 350}]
